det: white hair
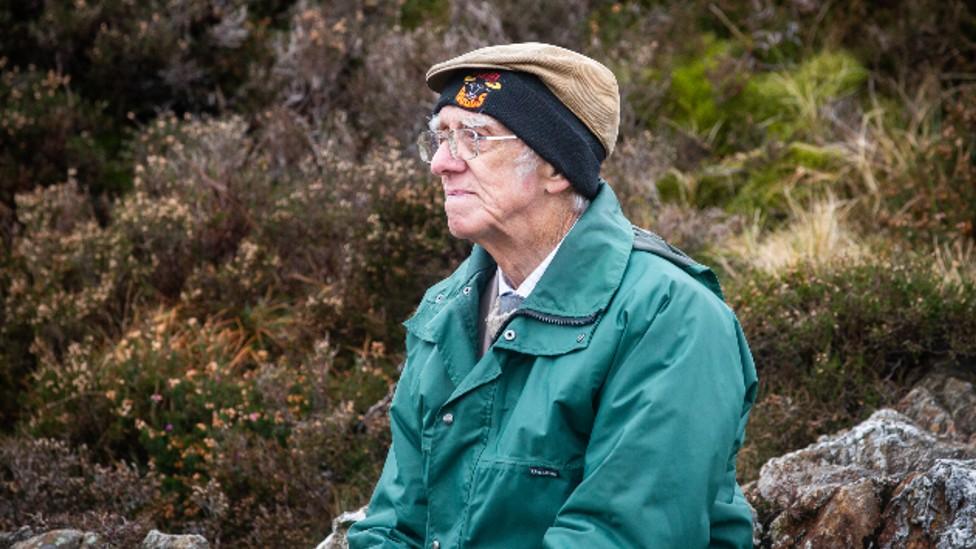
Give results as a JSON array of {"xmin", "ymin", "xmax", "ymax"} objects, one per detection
[
  {"xmin": 428, "ymin": 113, "xmax": 491, "ymax": 131},
  {"xmin": 514, "ymin": 145, "xmax": 541, "ymax": 177},
  {"xmin": 514, "ymin": 146, "xmax": 590, "ymax": 213},
  {"xmin": 571, "ymin": 192, "xmax": 590, "ymax": 214}
]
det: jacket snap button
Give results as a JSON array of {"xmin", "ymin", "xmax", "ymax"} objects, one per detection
[
  {"xmin": 441, "ymin": 413, "xmax": 454, "ymax": 425},
  {"xmin": 577, "ymin": 333, "xmax": 586, "ymax": 342},
  {"xmin": 435, "ymin": 294, "xmax": 444, "ymax": 303},
  {"xmin": 462, "ymin": 286, "xmax": 471, "ymax": 295},
  {"xmin": 503, "ymin": 329, "xmax": 516, "ymax": 341},
  {"xmin": 431, "ymin": 540, "xmax": 440, "ymax": 549}
]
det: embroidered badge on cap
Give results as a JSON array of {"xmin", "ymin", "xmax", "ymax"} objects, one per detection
[{"xmin": 454, "ymin": 72, "xmax": 502, "ymax": 109}]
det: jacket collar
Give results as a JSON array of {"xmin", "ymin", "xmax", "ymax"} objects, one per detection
[
  {"xmin": 405, "ymin": 181, "xmax": 633, "ymax": 364},
  {"xmin": 462, "ymin": 181, "xmax": 633, "ymax": 320}
]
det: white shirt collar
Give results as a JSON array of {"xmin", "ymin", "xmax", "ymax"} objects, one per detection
[{"xmin": 497, "ymin": 223, "xmax": 575, "ymax": 299}]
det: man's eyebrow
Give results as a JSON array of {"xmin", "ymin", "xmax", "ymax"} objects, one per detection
[
  {"xmin": 428, "ymin": 113, "xmax": 498, "ymax": 132},
  {"xmin": 460, "ymin": 114, "xmax": 491, "ymax": 129}
]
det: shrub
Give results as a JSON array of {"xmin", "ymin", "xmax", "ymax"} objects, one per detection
[
  {"xmin": 730, "ymin": 255, "xmax": 976, "ymax": 480},
  {"xmin": 2, "ymin": 179, "xmax": 148, "ymax": 359},
  {"xmin": 22, "ymin": 304, "xmax": 391, "ymax": 544},
  {"xmin": 0, "ymin": 62, "xmax": 124, "ymax": 205},
  {"xmin": 0, "ymin": 436, "xmax": 158, "ymax": 546}
]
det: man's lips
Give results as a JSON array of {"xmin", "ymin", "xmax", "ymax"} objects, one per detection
[{"xmin": 445, "ymin": 189, "xmax": 475, "ymax": 197}]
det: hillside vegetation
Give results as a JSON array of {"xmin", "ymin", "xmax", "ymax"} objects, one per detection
[{"xmin": 1, "ymin": 1, "xmax": 974, "ymax": 545}]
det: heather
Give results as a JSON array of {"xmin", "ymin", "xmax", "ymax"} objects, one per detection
[{"xmin": 1, "ymin": 1, "xmax": 974, "ymax": 545}]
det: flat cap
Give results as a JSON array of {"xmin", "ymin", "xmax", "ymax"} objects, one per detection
[{"xmin": 426, "ymin": 42, "xmax": 620, "ymax": 158}]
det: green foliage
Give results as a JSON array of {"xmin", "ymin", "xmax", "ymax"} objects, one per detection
[
  {"xmin": 654, "ymin": 140, "xmax": 852, "ymax": 222},
  {"xmin": 742, "ymin": 50, "xmax": 867, "ymax": 140},
  {"xmin": 663, "ymin": 37, "xmax": 741, "ymax": 138}
]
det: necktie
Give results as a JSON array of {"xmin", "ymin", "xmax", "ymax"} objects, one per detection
[{"xmin": 485, "ymin": 292, "xmax": 524, "ymax": 340}]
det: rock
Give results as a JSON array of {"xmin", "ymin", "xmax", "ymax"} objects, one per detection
[
  {"xmin": 757, "ymin": 409, "xmax": 973, "ymax": 510},
  {"xmin": 878, "ymin": 459, "xmax": 976, "ymax": 549},
  {"xmin": 140, "ymin": 530, "xmax": 210, "ymax": 549},
  {"xmin": 0, "ymin": 526, "xmax": 35, "ymax": 546},
  {"xmin": 898, "ymin": 370, "xmax": 976, "ymax": 441},
  {"xmin": 752, "ymin": 406, "xmax": 976, "ymax": 548},
  {"xmin": 767, "ymin": 477, "xmax": 884, "ymax": 549},
  {"xmin": 11, "ymin": 529, "xmax": 106, "ymax": 549},
  {"xmin": 898, "ymin": 385, "xmax": 959, "ymax": 437},
  {"xmin": 315, "ymin": 506, "xmax": 367, "ymax": 549}
]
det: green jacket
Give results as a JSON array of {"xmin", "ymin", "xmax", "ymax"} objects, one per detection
[{"xmin": 348, "ymin": 183, "xmax": 758, "ymax": 548}]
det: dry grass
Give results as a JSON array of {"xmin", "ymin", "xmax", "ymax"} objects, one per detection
[
  {"xmin": 932, "ymin": 238, "xmax": 976, "ymax": 288},
  {"xmin": 718, "ymin": 193, "xmax": 866, "ymax": 277}
]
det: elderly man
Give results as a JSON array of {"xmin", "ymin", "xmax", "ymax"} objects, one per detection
[{"xmin": 347, "ymin": 43, "xmax": 758, "ymax": 548}]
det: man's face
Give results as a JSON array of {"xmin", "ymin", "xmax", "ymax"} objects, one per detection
[{"xmin": 430, "ymin": 105, "xmax": 544, "ymax": 246}]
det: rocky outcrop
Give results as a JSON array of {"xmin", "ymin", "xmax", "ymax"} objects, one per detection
[
  {"xmin": 749, "ymin": 371, "xmax": 976, "ymax": 548},
  {"xmin": 2, "ymin": 529, "xmax": 209, "ymax": 549}
]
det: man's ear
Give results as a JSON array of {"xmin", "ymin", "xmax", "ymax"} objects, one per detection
[{"xmin": 542, "ymin": 166, "xmax": 572, "ymax": 194}]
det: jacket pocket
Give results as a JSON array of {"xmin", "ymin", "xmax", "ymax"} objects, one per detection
[{"xmin": 462, "ymin": 458, "xmax": 583, "ymax": 548}]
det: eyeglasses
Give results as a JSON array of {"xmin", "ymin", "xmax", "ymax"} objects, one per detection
[{"xmin": 417, "ymin": 128, "xmax": 519, "ymax": 163}]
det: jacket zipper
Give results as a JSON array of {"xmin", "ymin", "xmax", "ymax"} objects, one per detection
[{"xmin": 506, "ymin": 308, "xmax": 599, "ymax": 328}]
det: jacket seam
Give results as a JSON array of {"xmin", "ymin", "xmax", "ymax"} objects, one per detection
[{"xmin": 456, "ymin": 379, "xmax": 498, "ymax": 549}]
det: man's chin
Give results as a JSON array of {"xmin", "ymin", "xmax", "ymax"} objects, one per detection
[{"xmin": 445, "ymin": 216, "xmax": 483, "ymax": 243}]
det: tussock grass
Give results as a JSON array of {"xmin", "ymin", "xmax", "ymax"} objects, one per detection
[{"xmin": 718, "ymin": 193, "xmax": 865, "ymax": 277}]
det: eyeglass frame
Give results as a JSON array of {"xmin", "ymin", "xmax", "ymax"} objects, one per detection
[{"xmin": 417, "ymin": 128, "xmax": 519, "ymax": 163}]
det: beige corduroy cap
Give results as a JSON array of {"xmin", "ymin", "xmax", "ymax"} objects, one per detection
[{"xmin": 426, "ymin": 42, "xmax": 620, "ymax": 158}]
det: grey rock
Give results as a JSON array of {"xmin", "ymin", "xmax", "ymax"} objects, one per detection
[
  {"xmin": 315, "ymin": 506, "xmax": 367, "ymax": 549},
  {"xmin": 898, "ymin": 385, "xmax": 960, "ymax": 437},
  {"xmin": 878, "ymin": 459, "xmax": 976, "ymax": 549},
  {"xmin": 140, "ymin": 530, "xmax": 210, "ymax": 549},
  {"xmin": 11, "ymin": 529, "xmax": 105, "ymax": 549},
  {"xmin": 0, "ymin": 527, "xmax": 35, "ymax": 546},
  {"xmin": 899, "ymin": 370, "xmax": 976, "ymax": 441},
  {"xmin": 752, "ymin": 398, "xmax": 976, "ymax": 548},
  {"xmin": 757, "ymin": 409, "xmax": 974, "ymax": 511}
]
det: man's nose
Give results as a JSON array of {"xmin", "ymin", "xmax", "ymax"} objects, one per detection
[{"xmin": 430, "ymin": 139, "xmax": 465, "ymax": 176}]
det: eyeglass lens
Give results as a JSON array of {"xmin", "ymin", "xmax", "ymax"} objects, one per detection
[{"xmin": 417, "ymin": 129, "xmax": 480, "ymax": 163}]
